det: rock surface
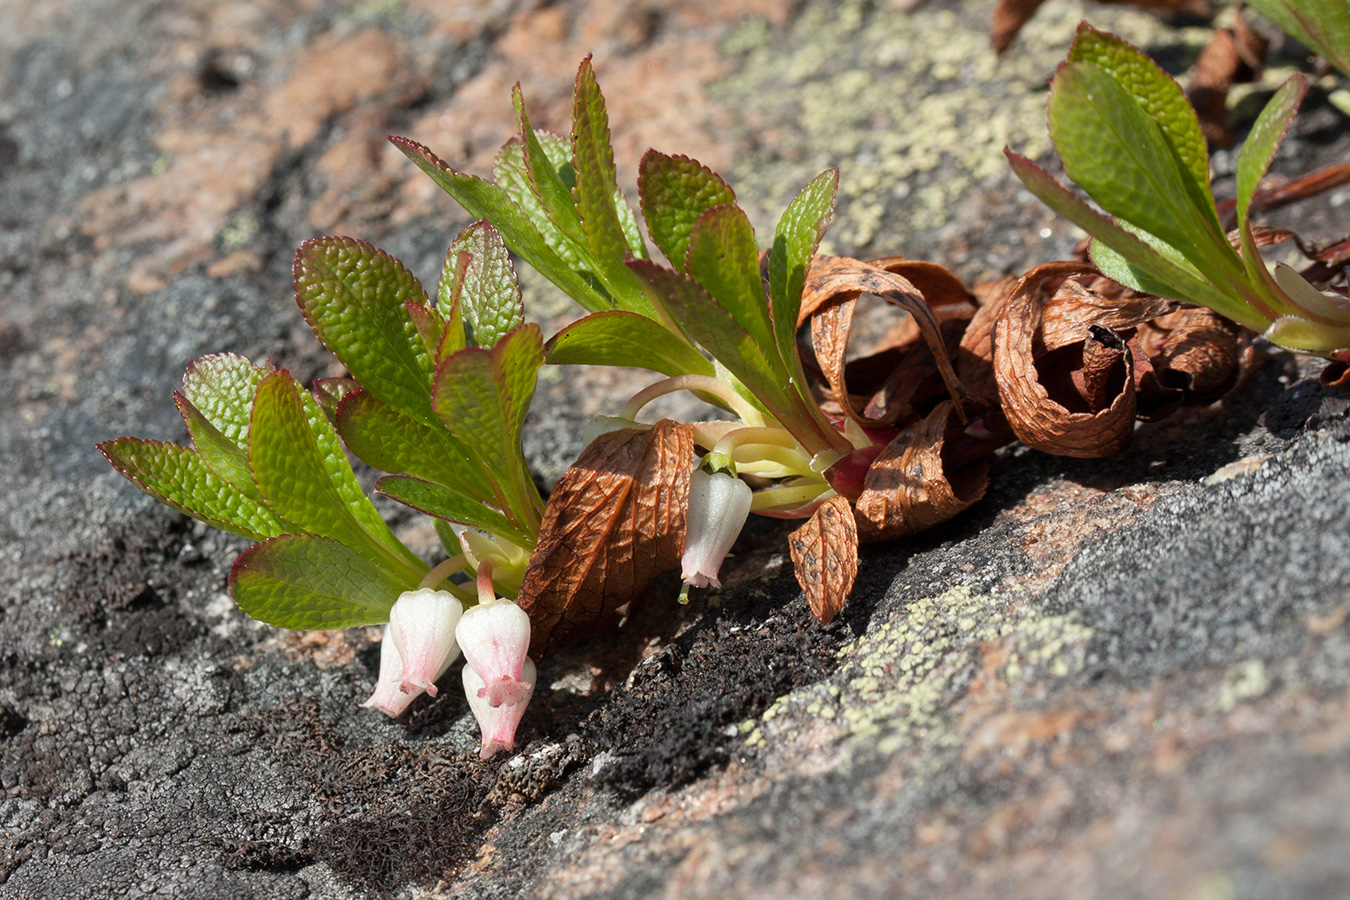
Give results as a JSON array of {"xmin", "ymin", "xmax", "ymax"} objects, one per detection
[{"xmin": 3, "ymin": 0, "xmax": 1350, "ymax": 898}]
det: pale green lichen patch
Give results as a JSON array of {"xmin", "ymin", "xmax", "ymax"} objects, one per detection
[
  {"xmin": 712, "ymin": 0, "xmax": 1211, "ymax": 253},
  {"xmin": 1211, "ymin": 659, "xmax": 1272, "ymax": 712},
  {"xmin": 747, "ymin": 585, "xmax": 1095, "ymax": 764}
]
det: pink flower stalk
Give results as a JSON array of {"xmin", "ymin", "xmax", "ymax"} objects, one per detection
[
  {"xmin": 681, "ymin": 467, "xmax": 753, "ymax": 589},
  {"xmin": 464, "ymin": 658, "xmax": 537, "ymax": 759},
  {"xmin": 388, "ymin": 588, "xmax": 463, "ymax": 698},
  {"xmin": 456, "ymin": 598, "xmax": 533, "ymax": 708}
]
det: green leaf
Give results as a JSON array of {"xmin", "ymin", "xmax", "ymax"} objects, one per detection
[
  {"xmin": 1067, "ymin": 24, "xmax": 1213, "ymax": 208},
  {"xmin": 1247, "ymin": 0, "xmax": 1350, "ymax": 76},
  {"xmin": 406, "ymin": 299, "xmax": 448, "ymax": 361},
  {"xmin": 545, "ymin": 310, "xmax": 715, "ymax": 378},
  {"xmin": 614, "ymin": 184, "xmax": 648, "ymax": 262},
  {"xmin": 685, "ymin": 204, "xmax": 777, "ymax": 353},
  {"xmin": 391, "ymin": 136, "xmax": 614, "ymax": 313},
  {"xmin": 1236, "ymin": 75, "xmax": 1308, "ymax": 317},
  {"xmin": 230, "ymin": 534, "xmax": 412, "ymax": 629},
  {"xmin": 1006, "ymin": 150, "xmax": 1259, "ymax": 328},
  {"xmin": 768, "ymin": 168, "xmax": 838, "ymax": 366},
  {"xmin": 335, "ymin": 388, "xmax": 486, "ymax": 497},
  {"xmin": 1048, "ymin": 63, "xmax": 1236, "ymax": 279},
  {"xmin": 629, "ymin": 261, "xmax": 791, "ymax": 419},
  {"xmin": 98, "ymin": 438, "xmax": 286, "ymax": 541},
  {"xmin": 432, "ymin": 325, "xmax": 545, "ymax": 476},
  {"xmin": 180, "ymin": 352, "xmax": 271, "ymax": 448},
  {"xmin": 570, "ymin": 57, "xmax": 656, "ymax": 318},
  {"xmin": 312, "ymin": 376, "xmax": 361, "ymax": 422},
  {"xmin": 438, "ymin": 220, "xmax": 524, "ymax": 350},
  {"xmin": 175, "ymin": 393, "xmax": 267, "ymax": 506},
  {"xmin": 638, "ymin": 151, "xmax": 736, "ymax": 274},
  {"xmin": 249, "ymin": 371, "xmax": 423, "ymax": 576},
  {"xmin": 377, "ymin": 475, "xmax": 533, "ymax": 548},
  {"xmin": 293, "ymin": 237, "xmax": 436, "ymax": 424},
  {"xmin": 1265, "ymin": 314, "xmax": 1350, "ymax": 354},
  {"xmin": 571, "ymin": 58, "xmax": 646, "ymax": 260},
  {"xmin": 493, "ymin": 133, "xmax": 601, "ymax": 291},
  {"xmin": 512, "ymin": 87, "xmax": 591, "ymax": 251},
  {"xmin": 434, "ymin": 519, "xmax": 462, "ymax": 557},
  {"xmin": 1237, "ymin": 78, "xmax": 1305, "ymax": 237}
]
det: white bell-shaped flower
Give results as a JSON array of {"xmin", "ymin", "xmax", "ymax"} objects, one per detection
[
  {"xmin": 455, "ymin": 598, "xmax": 532, "ymax": 708},
  {"xmin": 681, "ymin": 468, "xmax": 753, "ymax": 589},
  {"xmin": 388, "ymin": 588, "xmax": 463, "ymax": 698},
  {"xmin": 464, "ymin": 658, "xmax": 537, "ymax": 759},
  {"xmin": 362, "ymin": 625, "xmax": 418, "ymax": 717}
]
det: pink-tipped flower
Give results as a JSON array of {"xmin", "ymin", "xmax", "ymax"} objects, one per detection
[
  {"xmin": 464, "ymin": 658, "xmax": 536, "ymax": 759},
  {"xmin": 362, "ymin": 625, "xmax": 418, "ymax": 717},
  {"xmin": 389, "ymin": 588, "xmax": 463, "ymax": 698},
  {"xmin": 681, "ymin": 468, "xmax": 753, "ymax": 589},
  {"xmin": 456, "ymin": 598, "xmax": 532, "ymax": 708}
]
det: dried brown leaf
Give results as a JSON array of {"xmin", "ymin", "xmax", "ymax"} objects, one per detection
[
  {"xmin": 1137, "ymin": 307, "xmax": 1251, "ymax": 402},
  {"xmin": 1075, "ymin": 325, "xmax": 1130, "ymax": 409},
  {"xmin": 1219, "ymin": 162, "xmax": 1350, "ymax": 231},
  {"xmin": 956, "ymin": 279, "xmax": 1016, "ymax": 414},
  {"xmin": 1188, "ymin": 25, "xmax": 1266, "ymax": 146},
  {"xmin": 853, "ymin": 401, "xmax": 990, "ymax": 542},
  {"xmin": 517, "ymin": 419, "xmax": 695, "ymax": 658},
  {"xmin": 992, "ymin": 264, "xmax": 1140, "ymax": 458},
  {"xmin": 1034, "ymin": 263, "xmax": 1174, "ymax": 350},
  {"xmin": 801, "ymin": 256, "xmax": 968, "ymax": 428},
  {"xmin": 788, "ymin": 495, "xmax": 858, "ymax": 625},
  {"xmin": 1320, "ymin": 361, "xmax": 1350, "ymax": 392},
  {"xmin": 991, "ymin": 0, "xmax": 1045, "ymax": 55}
]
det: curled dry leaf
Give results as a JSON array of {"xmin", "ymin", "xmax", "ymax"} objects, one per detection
[
  {"xmin": 853, "ymin": 401, "xmax": 990, "ymax": 543},
  {"xmin": 788, "ymin": 494, "xmax": 858, "ymax": 625},
  {"xmin": 993, "ymin": 263, "xmax": 1147, "ymax": 458},
  {"xmin": 1135, "ymin": 307, "xmax": 1253, "ymax": 404},
  {"xmin": 1320, "ymin": 361, "xmax": 1350, "ymax": 391},
  {"xmin": 856, "ymin": 258, "xmax": 977, "ymax": 424},
  {"xmin": 800, "ymin": 255, "xmax": 968, "ymax": 428},
  {"xmin": 516, "ymin": 419, "xmax": 694, "ymax": 658},
  {"xmin": 957, "ymin": 277, "xmax": 1018, "ymax": 424},
  {"xmin": 1187, "ymin": 20, "xmax": 1267, "ymax": 147}
]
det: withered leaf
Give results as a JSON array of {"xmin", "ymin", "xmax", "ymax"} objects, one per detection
[
  {"xmin": 992, "ymin": 264, "xmax": 1140, "ymax": 458},
  {"xmin": 956, "ymin": 278, "xmax": 1016, "ymax": 416},
  {"xmin": 1076, "ymin": 325, "xmax": 1130, "ymax": 410},
  {"xmin": 1138, "ymin": 307, "xmax": 1250, "ymax": 402},
  {"xmin": 853, "ymin": 401, "xmax": 990, "ymax": 542},
  {"xmin": 801, "ymin": 255, "xmax": 968, "ymax": 428},
  {"xmin": 1219, "ymin": 163, "xmax": 1350, "ymax": 232},
  {"xmin": 1320, "ymin": 360, "xmax": 1350, "ymax": 392},
  {"xmin": 788, "ymin": 494, "xmax": 858, "ymax": 625},
  {"xmin": 1033, "ymin": 263, "xmax": 1174, "ymax": 351},
  {"xmin": 1187, "ymin": 23, "xmax": 1267, "ymax": 147},
  {"xmin": 517, "ymin": 419, "xmax": 694, "ymax": 657}
]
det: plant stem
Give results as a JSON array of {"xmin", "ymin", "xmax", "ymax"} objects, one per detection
[
  {"xmin": 622, "ymin": 374, "xmax": 765, "ymax": 424},
  {"xmin": 476, "ymin": 557, "xmax": 497, "ymax": 606},
  {"xmin": 750, "ymin": 481, "xmax": 834, "ymax": 513},
  {"xmin": 420, "ymin": 553, "xmax": 468, "ymax": 590}
]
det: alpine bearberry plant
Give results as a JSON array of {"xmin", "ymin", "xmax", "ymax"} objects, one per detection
[{"xmin": 101, "ymin": 29, "xmax": 1350, "ymax": 760}]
